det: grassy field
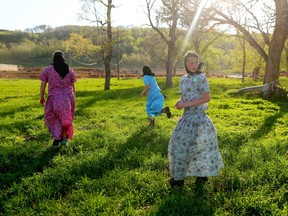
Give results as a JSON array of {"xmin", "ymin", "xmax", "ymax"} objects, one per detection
[{"xmin": 0, "ymin": 77, "xmax": 287, "ymax": 215}]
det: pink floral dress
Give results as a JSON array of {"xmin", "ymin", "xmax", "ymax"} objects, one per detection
[{"xmin": 39, "ymin": 65, "xmax": 76, "ymax": 140}]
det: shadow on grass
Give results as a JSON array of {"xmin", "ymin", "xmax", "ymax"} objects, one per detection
[
  {"xmin": 0, "ymin": 105, "xmax": 32, "ymax": 118},
  {"xmin": 156, "ymin": 184, "xmax": 215, "ymax": 216},
  {"xmin": 0, "ymin": 145, "xmax": 61, "ymax": 191},
  {"xmin": 70, "ymin": 125, "xmax": 169, "ymax": 180},
  {"xmin": 0, "ymin": 125, "xmax": 171, "ymax": 214},
  {"xmin": 0, "ymin": 111, "xmax": 59, "ymax": 193},
  {"xmin": 75, "ymin": 87, "xmax": 143, "ymax": 116},
  {"xmin": 76, "ymin": 86, "xmax": 143, "ymax": 103},
  {"xmin": 0, "ymin": 143, "xmax": 64, "ymax": 214},
  {"xmin": 0, "ymin": 113, "xmax": 44, "ymax": 132},
  {"xmin": 249, "ymin": 99, "xmax": 288, "ymax": 140}
]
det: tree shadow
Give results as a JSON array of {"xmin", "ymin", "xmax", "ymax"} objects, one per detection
[
  {"xmin": 156, "ymin": 184, "xmax": 215, "ymax": 215},
  {"xmin": 0, "ymin": 110, "xmax": 58, "ymax": 191},
  {"xmin": 76, "ymin": 86, "xmax": 143, "ymax": 103},
  {"xmin": 0, "ymin": 125, "xmax": 170, "ymax": 214},
  {"xmin": 75, "ymin": 87, "xmax": 143, "ymax": 116},
  {"xmin": 0, "ymin": 145, "xmax": 61, "ymax": 191},
  {"xmin": 0, "ymin": 113, "xmax": 45, "ymax": 143},
  {"xmin": 1, "ymin": 86, "xmax": 145, "ymax": 194},
  {"xmin": 249, "ymin": 99, "xmax": 288, "ymax": 140},
  {"xmin": 70, "ymin": 126, "xmax": 169, "ymax": 180},
  {"xmin": 0, "ymin": 105, "xmax": 32, "ymax": 118},
  {"xmin": 64, "ymin": 125, "xmax": 216, "ymax": 214}
]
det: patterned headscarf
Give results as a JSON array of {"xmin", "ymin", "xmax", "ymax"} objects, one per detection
[{"xmin": 184, "ymin": 51, "xmax": 203, "ymax": 75}]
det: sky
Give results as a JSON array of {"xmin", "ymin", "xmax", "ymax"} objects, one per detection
[{"xmin": 0, "ymin": 0, "xmax": 148, "ymax": 31}]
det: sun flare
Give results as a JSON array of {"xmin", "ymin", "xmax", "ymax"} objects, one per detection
[{"xmin": 180, "ymin": 0, "xmax": 211, "ymax": 54}]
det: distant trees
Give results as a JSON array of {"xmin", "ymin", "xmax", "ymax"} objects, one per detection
[
  {"xmin": 25, "ymin": 25, "xmax": 52, "ymax": 33},
  {"xmin": 0, "ymin": 22, "xmax": 287, "ymax": 82},
  {"xmin": 63, "ymin": 32, "xmax": 100, "ymax": 61}
]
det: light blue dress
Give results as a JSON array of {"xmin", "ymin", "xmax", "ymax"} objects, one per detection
[
  {"xmin": 168, "ymin": 73, "xmax": 224, "ymax": 180},
  {"xmin": 143, "ymin": 75, "xmax": 164, "ymax": 117}
]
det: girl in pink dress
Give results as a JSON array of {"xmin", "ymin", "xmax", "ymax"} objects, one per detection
[{"xmin": 39, "ymin": 51, "xmax": 77, "ymax": 146}]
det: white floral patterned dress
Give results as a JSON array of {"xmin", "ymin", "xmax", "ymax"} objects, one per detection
[{"xmin": 168, "ymin": 73, "xmax": 223, "ymax": 180}]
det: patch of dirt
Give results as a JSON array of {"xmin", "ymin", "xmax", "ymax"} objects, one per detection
[{"xmin": 0, "ymin": 68, "xmax": 144, "ymax": 79}]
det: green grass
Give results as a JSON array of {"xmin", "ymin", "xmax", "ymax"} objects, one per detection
[{"xmin": 0, "ymin": 77, "xmax": 288, "ymax": 215}]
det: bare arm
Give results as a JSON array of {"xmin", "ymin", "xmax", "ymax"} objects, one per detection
[
  {"xmin": 175, "ymin": 92, "xmax": 210, "ymax": 110},
  {"xmin": 72, "ymin": 83, "xmax": 76, "ymax": 96},
  {"xmin": 140, "ymin": 84, "xmax": 150, "ymax": 97},
  {"xmin": 40, "ymin": 81, "xmax": 47, "ymax": 105}
]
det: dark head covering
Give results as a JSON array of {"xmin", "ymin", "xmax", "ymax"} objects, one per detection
[
  {"xmin": 184, "ymin": 51, "xmax": 203, "ymax": 75},
  {"xmin": 142, "ymin": 65, "xmax": 155, "ymax": 76},
  {"xmin": 52, "ymin": 50, "xmax": 69, "ymax": 78}
]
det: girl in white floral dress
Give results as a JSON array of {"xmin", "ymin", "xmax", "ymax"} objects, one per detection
[{"xmin": 168, "ymin": 51, "xmax": 223, "ymax": 187}]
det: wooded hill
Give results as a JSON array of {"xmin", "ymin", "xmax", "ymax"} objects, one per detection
[{"xmin": 0, "ymin": 25, "xmax": 287, "ymax": 75}]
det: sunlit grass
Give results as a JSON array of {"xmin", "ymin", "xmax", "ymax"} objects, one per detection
[{"xmin": 0, "ymin": 77, "xmax": 288, "ymax": 215}]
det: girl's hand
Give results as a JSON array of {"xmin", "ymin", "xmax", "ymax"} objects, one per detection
[
  {"xmin": 175, "ymin": 101, "xmax": 185, "ymax": 110},
  {"xmin": 40, "ymin": 97, "xmax": 45, "ymax": 106}
]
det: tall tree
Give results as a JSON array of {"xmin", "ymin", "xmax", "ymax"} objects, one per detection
[
  {"xmin": 145, "ymin": 0, "xmax": 182, "ymax": 87},
  {"xmin": 264, "ymin": 0, "xmax": 288, "ymax": 83},
  {"xmin": 79, "ymin": 0, "xmax": 114, "ymax": 90},
  {"xmin": 210, "ymin": 0, "xmax": 288, "ymax": 86},
  {"xmin": 285, "ymin": 43, "xmax": 288, "ymax": 72},
  {"xmin": 145, "ymin": 0, "xmax": 222, "ymax": 81}
]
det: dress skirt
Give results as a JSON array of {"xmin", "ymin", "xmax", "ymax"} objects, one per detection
[
  {"xmin": 44, "ymin": 93, "xmax": 75, "ymax": 140},
  {"xmin": 146, "ymin": 92, "xmax": 164, "ymax": 117},
  {"xmin": 168, "ymin": 111, "xmax": 224, "ymax": 180}
]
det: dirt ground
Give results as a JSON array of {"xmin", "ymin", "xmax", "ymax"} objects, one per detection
[
  {"xmin": 0, "ymin": 68, "xmax": 138, "ymax": 79},
  {"xmin": 2, "ymin": 67, "xmax": 286, "ymax": 79},
  {"xmin": 0, "ymin": 67, "xmax": 184, "ymax": 79}
]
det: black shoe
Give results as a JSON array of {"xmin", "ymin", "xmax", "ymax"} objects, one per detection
[
  {"xmin": 52, "ymin": 140, "xmax": 60, "ymax": 147},
  {"xmin": 165, "ymin": 107, "xmax": 171, "ymax": 118},
  {"xmin": 169, "ymin": 178, "xmax": 184, "ymax": 187}
]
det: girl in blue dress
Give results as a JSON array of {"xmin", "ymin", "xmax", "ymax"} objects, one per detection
[
  {"xmin": 140, "ymin": 65, "xmax": 171, "ymax": 126},
  {"xmin": 168, "ymin": 51, "xmax": 223, "ymax": 187}
]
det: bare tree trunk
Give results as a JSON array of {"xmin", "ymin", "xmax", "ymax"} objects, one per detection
[
  {"xmin": 173, "ymin": 58, "xmax": 181, "ymax": 76},
  {"xmin": 263, "ymin": 40, "xmax": 283, "ymax": 83},
  {"xmin": 263, "ymin": 1, "xmax": 288, "ymax": 83},
  {"xmin": 145, "ymin": 0, "xmax": 179, "ymax": 88},
  {"xmin": 104, "ymin": 0, "xmax": 113, "ymax": 90},
  {"xmin": 78, "ymin": 0, "xmax": 114, "ymax": 90},
  {"xmin": 166, "ymin": 0, "xmax": 178, "ymax": 87},
  {"xmin": 104, "ymin": 58, "xmax": 111, "ymax": 90},
  {"xmin": 284, "ymin": 45, "xmax": 288, "ymax": 72},
  {"xmin": 166, "ymin": 43, "xmax": 174, "ymax": 87},
  {"xmin": 242, "ymin": 45, "xmax": 246, "ymax": 83},
  {"xmin": 252, "ymin": 67, "xmax": 260, "ymax": 82},
  {"xmin": 238, "ymin": 31, "xmax": 246, "ymax": 83}
]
